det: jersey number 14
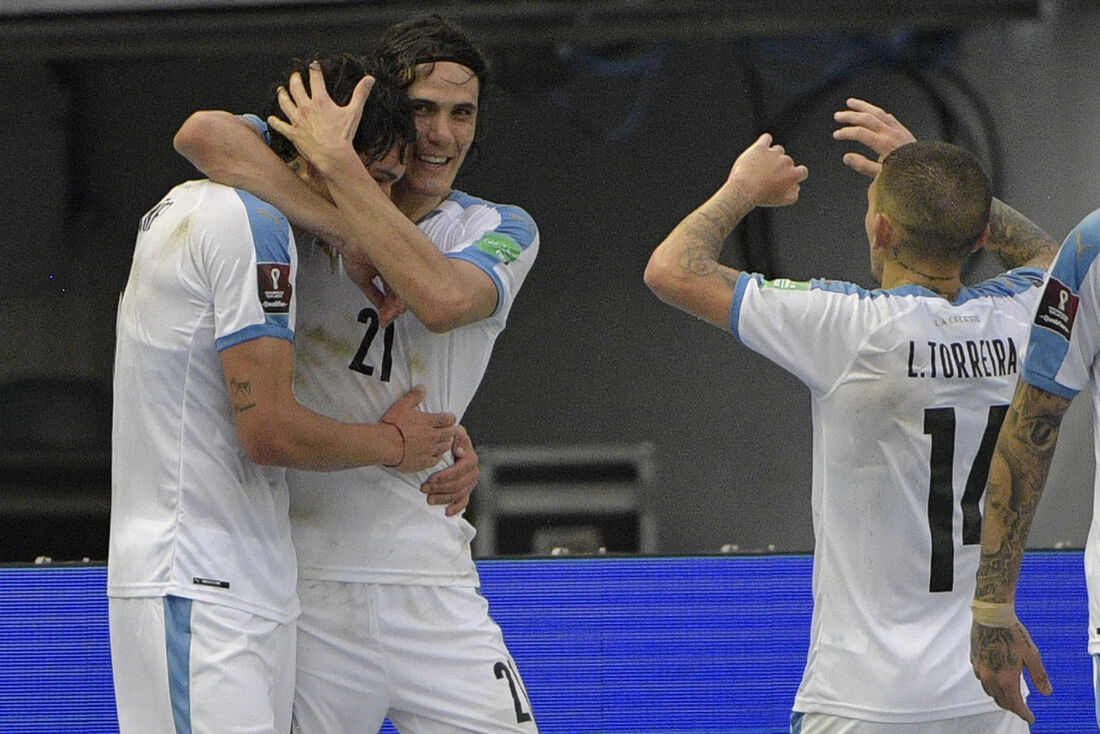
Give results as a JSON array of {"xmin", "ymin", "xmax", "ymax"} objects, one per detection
[{"xmin": 923, "ymin": 404, "xmax": 1008, "ymax": 593}]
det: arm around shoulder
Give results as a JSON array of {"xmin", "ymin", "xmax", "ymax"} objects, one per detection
[{"xmin": 174, "ymin": 109, "xmax": 349, "ymax": 248}]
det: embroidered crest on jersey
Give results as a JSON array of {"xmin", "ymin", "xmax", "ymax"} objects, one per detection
[
  {"xmin": 257, "ymin": 262, "xmax": 293, "ymax": 313},
  {"xmin": 474, "ymin": 233, "xmax": 522, "ymax": 263},
  {"xmin": 1033, "ymin": 276, "xmax": 1078, "ymax": 341},
  {"xmin": 762, "ymin": 277, "xmax": 810, "ymax": 291}
]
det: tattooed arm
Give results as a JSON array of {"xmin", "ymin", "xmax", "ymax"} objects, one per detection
[
  {"xmin": 644, "ymin": 133, "xmax": 808, "ymax": 328},
  {"xmin": 832, "ymin": 98, "xmax": 1058, "ymax": 274},
  {"xmin": 218, "ymin": 336, "xmax": 459, "ymax": 473},
  {"xmin": 970, "ymin": 381, "xmax": 1071, "ymax": 723},
  {"xmin": 984, "ymin": 200, "xmax": 1059, "ymax": 272}
]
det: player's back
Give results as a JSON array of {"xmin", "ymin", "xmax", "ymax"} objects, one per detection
[
  {"xmin": 109, "ymin": 179, "xmax": 299, "ymax": 623},
  {"xmin": 792, "ymin": 271, "xmax": 1043, "ymax": 721}
]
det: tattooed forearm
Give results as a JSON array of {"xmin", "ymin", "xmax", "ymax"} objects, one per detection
[
  {"xmin": 672, "ymin": 191, "xmax": 751, "ymax": 287},
  {"xmin": 975, "ymin": 384, "xmax": 1070, "ymax": 600},
  {"xmin": 987, "ymin": 199, "xmax": 1058, "ymax": 270},
  {"xmin": 228, "ymin": 378, "xmax": 257, "ymax": 414},
  {"xmin": 681, "ymin": 213, "xmax": 728, "ymax": 261}
]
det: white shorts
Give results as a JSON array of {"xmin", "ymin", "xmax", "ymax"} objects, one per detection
[
  {"xmin": 1093, "ymin": 653, "xmax": 1100, "ymax": 728},
  {"xmin": 292, "ymin": 580, "xmax": 538, "ymax": 734},
  {"xmin": 791, "ymin": 710, "xmax": 1029, "ymax": 734},
  {"xmin": 109, "ymin": 595, "xmax": 295, "ymax": 734}
]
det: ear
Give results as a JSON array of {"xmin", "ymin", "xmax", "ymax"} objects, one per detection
[
  {"xmin": 871, "ymin": 212, "xmax": 895, "ymax": 254},
  {"xmin": 971, "ymin": 222, "xmax": 991, "ymax": 253}
]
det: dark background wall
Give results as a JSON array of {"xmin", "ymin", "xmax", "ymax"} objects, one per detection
[{"xmin": 1, "ymin": 0, "xmax": 1095, "ymax": 560}]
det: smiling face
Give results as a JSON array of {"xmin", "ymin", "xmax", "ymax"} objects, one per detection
[{"xmin": 393, "ymin": 60, "xmax": 479, "ymax": 220}]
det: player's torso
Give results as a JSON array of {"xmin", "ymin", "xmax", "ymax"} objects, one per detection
[
  {"xmin": 796, "ymin": 281, "xmax": 1041, "ymax": 719},
  {"xmin": 109, "ymin": 180, "xmax": 299, "ymax": 622},
  {"xmin": 287, "ymin": 193, "xmax": 535, "ymax": 584}
]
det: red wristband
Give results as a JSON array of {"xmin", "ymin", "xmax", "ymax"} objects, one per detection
[{"xmin": 381, "ymin": 420, "xmax": 406, "ymax": 468}]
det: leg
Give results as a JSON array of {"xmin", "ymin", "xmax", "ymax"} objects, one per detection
[
  {"xmin": 292, "ymin": 579, "xmax": 390, "ymax": 734},
  {"xmin": 110, "ymin": 596, "xmax": 177, "ymax": 734},
  {"xmin": 380, "ymin": 585, "xmax": 538, "ymax": 734},
  {"xmin": 110, "ymin": 595, "xmax": 294, "ymax": 734}
]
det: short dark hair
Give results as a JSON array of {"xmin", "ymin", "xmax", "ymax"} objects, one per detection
[
  {"xmin": 262, "ymin": 53, "xmax": 415, "ymax": 165},
  {"xmin": 877, "ymin": 140, "xmax": 992, "ymax": 263},
  {"xmin": 371, "ymin": 13, "xmax": 490, "ymax": 96}
]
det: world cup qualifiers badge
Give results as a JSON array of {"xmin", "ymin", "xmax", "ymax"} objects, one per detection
[
  {"xmin": 1033, "ymin": 276, "xmax": 1078, "ymax": 341},
  {"xmin": 257, "ymin": 262, "xmax": 292, "ymax": 314}
]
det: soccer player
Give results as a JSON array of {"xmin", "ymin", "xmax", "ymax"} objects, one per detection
[
  {"xmin": 968, "ymin": 217, "xmax": 1100, "ymax": 725},
  {"xmin": 644, "ymin": 99, "xmax": 1057, "ymax": 733},
  {"xmin": 108, "ymin": 55, "xmax": 466, "ymax": 734},
  {"xmin": 173, "ymin": 15, "xmax": 540, "ymax": 733}
]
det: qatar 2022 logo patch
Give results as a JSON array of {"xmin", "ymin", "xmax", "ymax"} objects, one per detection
[
  {"xmin": 257, "ymin": 262, "xmax": 293, "ymax": 313},
  {"xmin": 1034, "ymin": 276, "xmax": 1078, "ymax": 341}
]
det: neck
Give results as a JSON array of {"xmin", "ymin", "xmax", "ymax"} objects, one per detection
[
  {"xmin": 881, "ymin": 257, "xmax": 964, "ymax": 300},
  {"xmin": 393, "ymin": 188, "xmax": 450, "ymax": 223}
]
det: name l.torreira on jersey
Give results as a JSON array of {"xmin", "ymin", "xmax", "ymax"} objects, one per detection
[{"xmin": 906, "ymin": 338, "xmax": 1019, "ymax": 379}]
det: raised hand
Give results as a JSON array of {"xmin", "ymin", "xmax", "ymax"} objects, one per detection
[
  {"xmin": 267, "ymin": 61, "xmax": 373, "ymax": 170},
  {"xmin": 727, "ymin": 133, "xmax": 809, "ymax": 208},
  {"xmin": 832, "ymin": 97, "xmax": 917, "ymax": 178}
]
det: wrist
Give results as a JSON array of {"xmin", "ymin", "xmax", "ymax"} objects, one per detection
[
  {"xmin": 380, "ymin": 419, "xmax": 405, "ymax": 468},
  {"xmin": 971, "ymin": 599, "xmax": 1019, "ymax": 628}
]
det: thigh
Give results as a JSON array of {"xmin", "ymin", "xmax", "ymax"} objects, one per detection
[
  {"xmin": 1094, "ymin": 653, "xmax": 1100, "ymax": 730},
  {"xmin": 381, "ymin": 585, "xmax": 538, "ymax": 734},
  {"xmin": 110, "ymin": 596, "xmax": 294, "ymax": 734},
  {"xmin": 186, "ymin": 599, "xmax": 296, "ymax": 734},
  {"xmin": 292, "ymin": 580, "xmax": 389, "ymax": 734},
  {"xmin": 793, "ymin": 711, "xmax": 1028, "ymax": 734},
  {"xmin": 110, "ymin": 596, "xmax": 176, "ymax": 734}
]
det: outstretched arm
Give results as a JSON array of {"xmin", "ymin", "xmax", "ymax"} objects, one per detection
[
  {"xmin": 833, "ymin": 97, "xmax": 1058, "ymax": 272},
  {"xmin": 643, "ymin": 133, "xmax": 808, "ymax": 328},
  {"xmin": 970, "ymin": 380, "xmax": 1070, "ymax": 723}
]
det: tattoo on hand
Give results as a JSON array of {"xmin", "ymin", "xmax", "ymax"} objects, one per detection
[{"xmin": 975, "ymin": 625, "xmax": 1019, "ymax": 672}]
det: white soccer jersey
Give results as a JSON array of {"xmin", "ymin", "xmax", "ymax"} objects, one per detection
[
  {"xmin": 109, "ymin": 179, "xmax": 300, "ymax": 624},
  {"xmin": 287, "ymin": 190, "xmax": 539, "ymax": 585},
  {"xmin": 731, "ymin": 267, "xmax": 1046, "ymax": 722},
  {"xmin": 1019, "ymin": 207, "xmax": 1100, "ymax": 657}
]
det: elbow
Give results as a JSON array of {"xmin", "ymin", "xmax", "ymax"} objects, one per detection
[
  {"xmin": 643, "ymin": 257, "xmax": 682, "ymax": 304},
  {"xmin": 415, "ymin": 285, "xmax": 490, "ymax": 333},
  {"xmin": 173, "ymin": 111, "xmax": 234, "ymax": 180},
  {"xmin": 419, "ymin": 307, "xmax": 463, "ymax": 334},
  {"xmin": 173, "ymin": 112, "xmax": 211, "ymax": 162},
  {"xmin": 236, "ymin": 425, "xmax": 294, "ymax": 467}
]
